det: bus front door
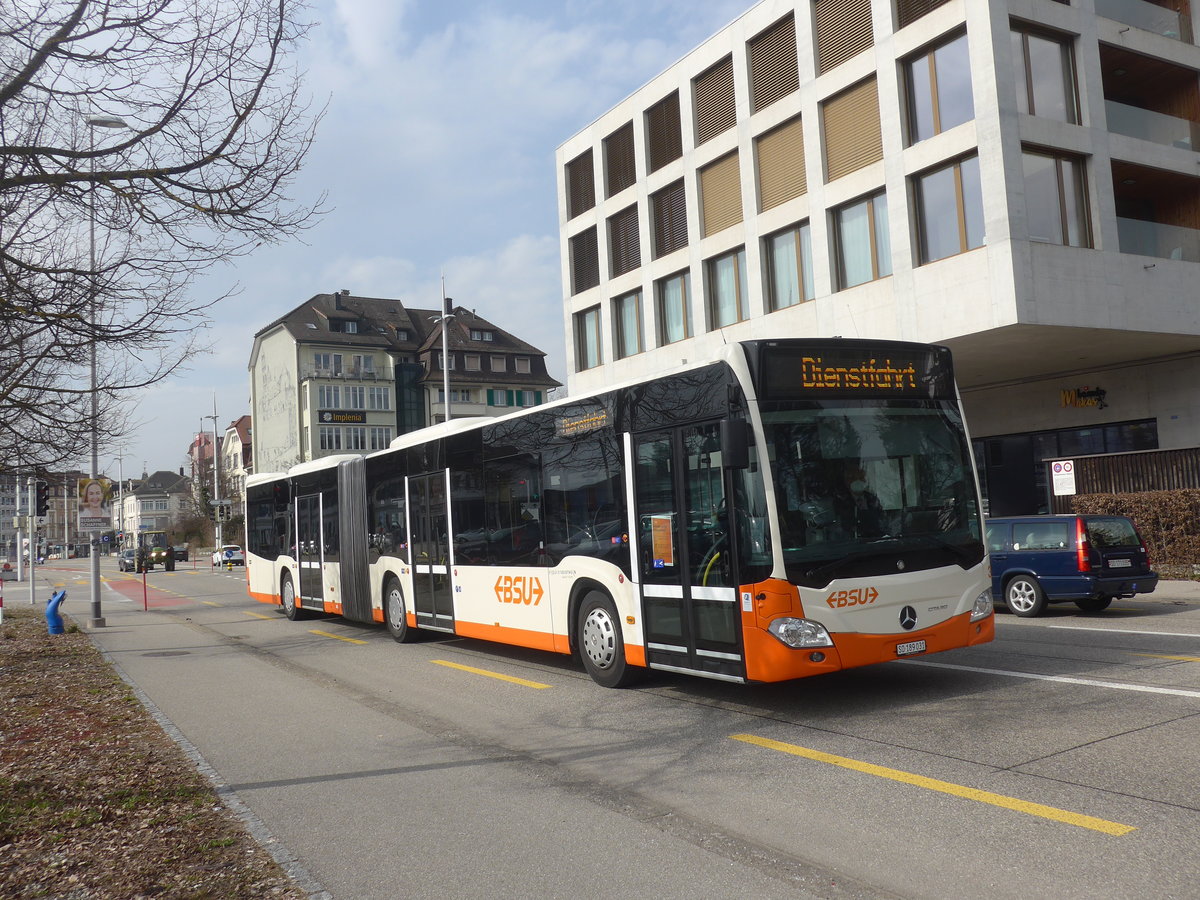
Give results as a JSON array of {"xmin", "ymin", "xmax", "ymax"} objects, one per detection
[
  {"xmin": 633, "ymin": 424, "xmax": 745, "ymax": 681},
  {"xmin": 296, "ymin": 494, "xmax": 323, "ymax": 605},
  {"xmin": 411, "ymin": 472, "xmax": 454, "ymax": 631}
]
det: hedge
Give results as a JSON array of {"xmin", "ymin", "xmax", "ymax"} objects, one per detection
[{"xmin": 1070, "ymin": 489, "xmax": 1200, "ymax": 579}]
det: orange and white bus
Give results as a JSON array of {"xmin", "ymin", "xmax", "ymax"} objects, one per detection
[{"xmin": 245, "ymin": 339, "xmax": 993, "ymax": 687}]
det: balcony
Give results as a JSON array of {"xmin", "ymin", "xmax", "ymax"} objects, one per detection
[
  {"xmin": 1101, "ymin": 45, "xmax": 1200, "ymax": 150},
  {"xmin": 1106, "ymin": 100, "xmax": 1200, "ymax": 150},
  {"xmin": 300, "ymin": 365, "xmax": 392, "ymax": 382},
  {"xmin": 1116, "ymin": 217, "xmax": 1200, "ymax": 261},
  {"xmin": 1096, "ymin": 0, "xmax": 1192, "ymax": 42},
  {"xmin": 1112, "ymin": 161, "xmax": 1200, "ymax": 262}
]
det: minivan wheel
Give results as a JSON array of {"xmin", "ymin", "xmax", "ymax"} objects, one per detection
[
  {"xmin": 1074, "ymin": 596, "xmax": 1113, "ymax": 613},
  {"xmin": 1005, "ymin": 575, "xmax": 1046, "ymax": 617}
]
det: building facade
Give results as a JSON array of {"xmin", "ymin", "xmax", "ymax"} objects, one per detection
[
  {"xmin": 221, "ymin": 415, "xmax": 253, "ymax": 518},
  {"xmin": 119, "ymin": 470, "xmax": 193, "ymax": 543},
  {"xmin": 556, "ymin": 0, "xmax": 1200, "ymax": 514},
  {"xmin": 248, "ymin": 291, "xmax": 561, "ymax": 473}
]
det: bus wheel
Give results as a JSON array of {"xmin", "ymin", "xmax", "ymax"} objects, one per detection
[
  {"xmin": 281, "ymin": 572, "xmax": 308, "ymax": 621},
  {"xmin": 384, "ymin": 577, "xmax": 417, "ymax": 643},
  {"xmin": 578, "ymin": 591, "xmax": 643, "ymax": 688},
  {"xmin": 1004, "ymin": 575, "xmax": 1045, "ymax": 618}
]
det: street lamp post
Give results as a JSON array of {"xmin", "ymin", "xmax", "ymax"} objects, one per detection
[
  {"xmin": 429, "ymin": 286, "xmax": 455, "ymax": 424},
  {"xmin": 85, "ymin": 113, "xmax": 128, "ymax": 630},
  {"xmin": 204, "ymin": 408, "xmax": 221, "ymax": 549}
]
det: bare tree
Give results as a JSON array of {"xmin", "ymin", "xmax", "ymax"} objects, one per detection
[{"xmin": 0, "ymin": 0, "xmax": 323, "ymax": 473}]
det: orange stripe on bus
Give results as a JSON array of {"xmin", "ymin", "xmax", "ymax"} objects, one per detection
[{"xmin": 250, "ymin": 590, "xmax": 280, "ymax": 606}]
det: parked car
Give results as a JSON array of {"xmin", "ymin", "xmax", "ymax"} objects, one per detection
[
  {"xmin": 172, "ymin": 545, "xmax": 189, "ymax": 561},
  {"xmin": 986, "ymin": 514, "xmax": 1158, "ymax": 617},
  {"xmin": 118, "ymin": 549, "xmax": 137, "ymax": 572},
  {"xmin": 212, "ymin": 544, "xmax": 245, "ymax": 566}
]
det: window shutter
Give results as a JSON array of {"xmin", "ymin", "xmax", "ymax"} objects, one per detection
[
  {"xmin": 506, "ymin": 390, "xmax": 514, "ymax": 406},
  {"xmin": 749, "ymin": 15, "xmax": 798, "ymax": 114},
  {"xmin": 604, "ymin": 123, "xmax": 636, "ymax": 198},
  {"xmin": 535, "ymin": 391, "xmax": 542, "ymax": 404},
  {"xmin": 897, "ymin": 0, "xmax": 951, "ymax": 29},
  {"xmin": 608, "ymin": 204, "xmax": 641, "ymax": 277},
  {"xmin": 569, "ymin": 227, "xmax": 600, "ymax": 294},
  {"xmin": 700, "ymin": 152, "xmax": 743, "ymax": 237},
  {"xmin": 694, "ymin": 56, "xmax": 736, "ymax": 145},
  {"xmin": 645, "ymin": 91, "xmax": 683, "ymax": 174},
  {"xmin": 651, "ymin": 180, "xmax": 688, "ymax": 258},
  {"xmin": 815, "ymin": 0, "xmax": 873, "ymax": 74},
  {"xmin": 756, "ymin": 116, "xmax": 806, "ymax": 211},
  {"xmin": 822, "ymin": 78, "xmax": 882, "ymax": 182},
  {"xmin": 564, "ymin": 149, "xmax": 595, "ymax": 219}
]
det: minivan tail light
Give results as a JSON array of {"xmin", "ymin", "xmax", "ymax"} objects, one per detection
[
  {"xmin": 1075, "ymin": 517, "xmax": 1091, "ymax": 572},
  {"xmin": 1140, "ymin": 537, "xmax": 1151, "ymax": 568}
]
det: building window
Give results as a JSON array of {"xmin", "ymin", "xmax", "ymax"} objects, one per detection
[
  {"xmin": 575, "ymin": 306, "xmax": 602, "ymax": 370},
  {"xmin": 608, "ymin": 204, "xmax": 641, "ymax": 276},
  {"xmin": 351, "ymin": 354, "xmax": 374, "ymax": 374},
  {"xmin": 319, "ymin": 426, "xmax": 341, "ymax": 451},
  {"xmin": 465, "ymin": 354, "xmax": 481, "ymax": 371},
  {"xmin": 823, "ymin": 77, "xmax": 882, "ymax": 182},
  {"xmin": 318, "ymin": 385, "xmax": 340, "ymax": 408},
  {"xmin": 314, "ymin": 352, "xmax": 342, "ymax": 374},
  {"xmin": 1012, "ymin": 26, "xmax": 1079, "ymax": 124},
  {"xmin": 694, "ymin": 55, "xmax": 736, "ymax": 145},
  {"xmin": 395, "ymin": 329, "xmax": 409, "ymax": 341},
  {"xmin": 604, "ymin": 122, "xmax": 636, "ymax": 198},
  {"xmin": 329, "ymin": 318, "xmax": 358, "ymax": 333},
  {"xmin": 613, "ymin": 290, "xmax": 644, "ymax": 359},
  {"xmin": 656, "ymin": 272, "xmax": 691, "ymax": 346},
  {"xmin": 905, "ymin": 31, "xmax": 974, "ymax": 144},
  {"xmin": 369, "ymin": 387, "xmax": 390, "ymax": 410},
  {"xmin": 490, "ymin": 390, "xmax": 509, "ymax": 408},
  {"xmin": 915, "ymin": 155, "xmax": 985, "ymax": 263},
  {"xmin": 700, "ymin": 152, "xmax": 742, "ymax": 237},
  {"xmin": 515, "ymin": 357, "xmax": 531, "ymax": 374},
  {"xmin": 369, "ymin": 427, "xmax": 392, "ymax": 450},
  {"xmin": 645, "ymin": 90, "xmax": 682, "ymax": 174},
  {"xmin": 815, "ymin": 0, "xmax": 873, "ymax": 74},
  {"xmin": 438, "ymin": 352, "xmax": 455, "ymax": 370},
  {"xmin": 344, "ymin": 386, "xmax": 365, "ymax": 409},
  {"xmin": 490, "ymin": 355, "xmax": 506, "ymax": 372},
  {"xmin": 706, "ymin": 248, "xmax": 748, "ymax": 329},
  {"xmin": 470, "ymin": 329, "xmax": 494, "ymax": 342},
  {"xmin": 765, "ymin": 222, "xmax": 814, "ymax": 310},
  {"xmin": 756, "ymin": 116, "xmax": 806, "ymax": 212},
  {"xmin": 651, "ymin": 179, "xmax": 688, "ymax": 258},
  {"xmin": 570, "ymin": 226, "xmax": 600, "ymax": 294},
  {"xmin": 1022, "ymin": 148, "xmax": 1090, "ymax": 247},
  {"xmin": 834, "ymin": 191, "xmax": 891, "ymax": 289},
  {"xmin": 345, "ymin": 427, "xmax": 366, "ymax": 451},
  {"xmin": 565, "ymin": 148, "xmax": 595, "ymax": 219},
  {"xmin": 749, "ymin": 14, "xmax": 798, "ymax": 113},
  {"xmin": 438, "ymin": 389, "xmax": 473, "ymax": 403},
  {"xmin": 898, "ymin": 0, "xmax": 952, "ymax": 29}
]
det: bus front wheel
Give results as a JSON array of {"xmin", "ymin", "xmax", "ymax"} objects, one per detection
[
  {"xmin": 578, "ymin": 591, "xmax": 643, "ymax": 688},
  {"xmin": 384, "ymin": 577, "xmax": 418, "ymax": 643},
  {"xmin": 281, "ymin": 572, "xmax": 308, "ymax": 621}
]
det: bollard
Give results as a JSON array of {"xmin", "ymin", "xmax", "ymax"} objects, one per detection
[{"xmin": 45, "ymin": 588, "xmax": 67, "ymax": 634}]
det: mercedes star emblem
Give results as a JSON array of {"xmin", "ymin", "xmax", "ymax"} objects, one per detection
[{"xmin": 899, "ymin": 606, "xmax": 918, "ymax": 630}]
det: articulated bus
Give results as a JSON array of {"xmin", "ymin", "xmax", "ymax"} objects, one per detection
[{"xmin": 245, "ymin": 339, "xmax": 993, "ymax": 687}]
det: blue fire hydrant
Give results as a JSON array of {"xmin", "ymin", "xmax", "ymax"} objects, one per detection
[{"xmin": 45, "ymin": 589, "xmax": 67, "ymax": 634}]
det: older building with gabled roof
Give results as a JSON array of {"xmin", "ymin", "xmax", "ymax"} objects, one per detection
[{"xmin": 249, "ymin": 290, "xmax": 561, "ymax": 472}]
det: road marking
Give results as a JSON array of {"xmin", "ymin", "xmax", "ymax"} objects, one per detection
[
  {"xmin": 432, "ymin": 659, "xmax": 551, "ymax": 689},
  {"xmin": 902, "ymin": 659, "xmax": 1200, "ymax": 699},
  {"xmin": 1133, "ymin": 653, "xmax": 1200, "ymax": 662},
  {"xmin": 1046, "ymin": 625, "xmax": 1200, "ymax": 639},
  {"xmin": 202, "ymin": 601, "xmax": 222, "ymax": 607},
  {"xmin": 309, "ymin": 629, "xmax": 368, "ymax": 645},
  {"xmin": 243, "ymin": 611, "xmax": 275, "ymax": 621},
  {"xmin": 731, "ymin": 734, "xmax": 1135, "ymax": 836}
]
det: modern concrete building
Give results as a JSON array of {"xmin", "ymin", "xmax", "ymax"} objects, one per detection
[
  {"xmin": 248, "ymin": 291, "xmax": 561, "ymax": 472},
  {"xmin": 556, "ymin": 0, "xmax": 1200, "ymax": 514}
]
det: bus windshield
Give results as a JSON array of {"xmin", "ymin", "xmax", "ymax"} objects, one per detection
[{"xmin": 762, "ymin": 399, "xmax": 983, "ymax": 587}]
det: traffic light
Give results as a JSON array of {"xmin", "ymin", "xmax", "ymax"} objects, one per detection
[{"xmin": 35, "ymin": 480, "xmax": 50, "ymax": 516}]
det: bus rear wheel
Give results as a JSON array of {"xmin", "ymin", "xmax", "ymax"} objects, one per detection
[
  {"xmin": 281, "ymin": 572, "xmax": 308, "ymax": 621},
  {"xmin": 578, "ymin": 591, "xmax": 642, "ymax": 688},
  {"xmin": 384, "ymin": 577, "xmax": 417, "ymax": 643}
]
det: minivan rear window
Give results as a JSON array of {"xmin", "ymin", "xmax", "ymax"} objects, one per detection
[
  {"xmin": 1016, "ymin": 522, "xmax": 1069, "ymax": 550},
  {"xmin": 1086, "ymin": 516, "xmax": 1139, "ymax": 548}
]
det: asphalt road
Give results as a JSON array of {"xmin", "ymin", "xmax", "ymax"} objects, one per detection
[{"xmin": 25, "ymin": 558, "xmax": 1200, "ymax": 899}]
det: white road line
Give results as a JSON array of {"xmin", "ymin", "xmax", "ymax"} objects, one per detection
[
  {"xmin": 1045, "ymin": 625, "xmax": 1200, "ymax": 639},
  {"xmin": 901, "ymin": 659, "xmax": 1200, "ymax": 699}
]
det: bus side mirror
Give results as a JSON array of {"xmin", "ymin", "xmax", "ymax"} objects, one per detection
[{"xmin": 721, "ymin": 418, "xmax": 750, "ymax": 469}]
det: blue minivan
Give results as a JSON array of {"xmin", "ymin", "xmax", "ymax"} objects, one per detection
[{"xmin": 985, "ymin": 515, "xmax": 1158, "ymax": 617}]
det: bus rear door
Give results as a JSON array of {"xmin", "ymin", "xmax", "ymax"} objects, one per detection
[{"xmin": 633, "ymin": 423, "xmax": 745, "ymax": 682}]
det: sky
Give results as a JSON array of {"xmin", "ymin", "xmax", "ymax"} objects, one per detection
[{"xmin": 116, "ymin": 0, "xmax": 754, "ymax": 479}]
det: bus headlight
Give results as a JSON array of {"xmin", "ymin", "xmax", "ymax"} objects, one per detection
[
  {"xmin": 969, "ymin": 589, "xmax": 993, "ymax": 622},
  {"xmin": 768, "ymin": 617, "xmax": 834, "ymax": 649}
]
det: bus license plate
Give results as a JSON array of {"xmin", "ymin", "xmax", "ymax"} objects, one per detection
[{"xmin": 896, "ymin": 640, "xmax": 926, "ymax": 656}]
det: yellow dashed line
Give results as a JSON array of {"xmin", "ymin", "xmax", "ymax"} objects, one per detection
[
  {"xmin": 242, "ymin": 611, "xmax": 275, "ymax": 621},
  {"xmin": 432, "ymin": 659, "xmax": 551, "ymax": 689},
  {"xmin": 309, "ymin": 629, "xmax": 368, "ymax": 645},
  {"xmin": 731, "ymin": 734, "xmax": 1135, "ymax": 836},
  {"xmin": 202, "ymin": 601, "xmax": 221, "ymax": 607},
  {"xmin": 1133, "ymin": 653, "xmax": 1200, "ymax": 662}
]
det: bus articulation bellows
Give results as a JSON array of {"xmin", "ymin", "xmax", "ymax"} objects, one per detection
[{"xmin": 245, "ymin": 339, "xmax": 993, "ymax": 687}]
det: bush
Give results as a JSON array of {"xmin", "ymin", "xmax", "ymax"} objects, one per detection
[{"xmin": 1071, "ymin": 489, "xmax": 1200, "ymax": 579}]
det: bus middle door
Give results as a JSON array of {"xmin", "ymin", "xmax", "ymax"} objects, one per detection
[
  {"xmin": 633, "ymin": 423, "xmax": 745, "ymax": 682},
  {"xmin": 296, "ymin": 493, "xmax": 323, "ymax": 606},
  {"xmin": 410, "ymin": 471, "xmax": 454, "ymax": 632}
]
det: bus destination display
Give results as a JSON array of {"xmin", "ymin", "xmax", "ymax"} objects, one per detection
[{"xmin": 760, "ymin": 344, "xmax": 953, "ymax": 400}]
